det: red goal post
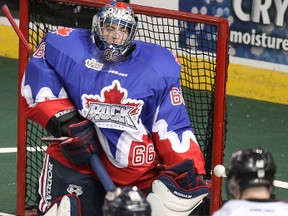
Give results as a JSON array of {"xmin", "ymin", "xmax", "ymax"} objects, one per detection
[{"xmin": 17, "ymin": 0, "xmax": 229, "ymax": 215}]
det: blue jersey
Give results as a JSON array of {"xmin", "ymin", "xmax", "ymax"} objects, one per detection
[{"xmin": 22, "ymin": 27, "xmax": 205, "ymax": 188}]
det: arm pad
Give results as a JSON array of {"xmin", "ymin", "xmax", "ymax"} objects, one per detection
[
  {"xmin": 42, "ymin": 120, "xmax": 100, "ymax": 165},
  {"xmin": 46, "ymin": 109, "xmax": 84, "ymax": 137}
]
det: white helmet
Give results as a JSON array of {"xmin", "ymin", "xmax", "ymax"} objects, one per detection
[{"xmin": 91, "ymin": 1, "xmax": 137, "ymax": 62}]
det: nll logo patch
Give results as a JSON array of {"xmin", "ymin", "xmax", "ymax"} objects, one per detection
[
  {"xmin": 85, "ymin": 58, "xmax": 104, "ymax": 71},
  {"xmin": 81, "ymin": 80, "xmax": 143, "ymax": 131}
]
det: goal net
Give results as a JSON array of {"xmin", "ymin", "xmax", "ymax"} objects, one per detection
[{"xmin": 17, "ymin": 0, "xmax": 229, "ymax": 215}]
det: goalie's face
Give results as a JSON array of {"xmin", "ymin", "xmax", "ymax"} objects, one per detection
[{"xmin": 102, "ymin": 22, "xmax": 129, "ymax": 46}]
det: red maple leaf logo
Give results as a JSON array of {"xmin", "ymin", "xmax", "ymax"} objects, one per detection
[
  {"xmin": 54, "ymin": 27, "xmax": 74, "ymax": 37},
  {"xmin": 81, "ymin": 80, "xmax": 143, "ymax": 131},
  {"xmin": 85, "ymin": 80, "xmax": 142, "ymax": 115}
]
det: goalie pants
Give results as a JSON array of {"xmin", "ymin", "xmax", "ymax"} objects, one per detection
[{"xmin": 37, "ymin": 154, "xmax": 106, "ymax": 216}]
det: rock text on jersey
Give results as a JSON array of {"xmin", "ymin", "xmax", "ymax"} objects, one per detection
[{"xmin": 81, "ymin": 80, "xmax": 143, "ymax": 131}]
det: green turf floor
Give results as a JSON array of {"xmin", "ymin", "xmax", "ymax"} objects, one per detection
[
  {"xmin": 224, "ymin": 96, "xmax": 288, "ymax": 200},
  {"xmin": 0, "ymin": 56, "xmax": 287, "ymax": 214}
]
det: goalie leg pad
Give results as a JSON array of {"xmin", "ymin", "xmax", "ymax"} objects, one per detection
[
  {"xmin": 43, "ymin": 204, "xmax": 58, "ymax": 216},
  {"xmin": 38, "ymin": 156, "xmax": 106, "ymax": 216},
  {"xmin": 147, "ymin": 180, "xmax": 208, "ymax": 216},
  {"xmin": 147, "ymin": 159, "xmax": 209, "ymax": 216},
  {"xmin": 43, "ymin": 195, "xmax": 81, "ymax": 216}
]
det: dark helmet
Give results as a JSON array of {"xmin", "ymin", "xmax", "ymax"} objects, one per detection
[
  {"xmin": 102, "ymin": 186, "xmax": 151, "ymax": 216},
  {"xmin": 91, "ymin": 1, "xmax": 137, "ymax": 62},
  {"xmin": 226, "ymin": 148, "xmax": 276, "ymax": 197}
]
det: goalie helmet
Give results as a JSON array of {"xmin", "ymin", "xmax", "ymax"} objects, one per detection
[
  {"xmin": 102, "ymin": 186, "xmax": 151, "ymax": 216},
  {"xmin": 226, "ymin": 148, "xmax": 276, "ymax": 197},
  {"xmin": 91, "ymin": 1, "xmax": 137, "ymax": 62}
]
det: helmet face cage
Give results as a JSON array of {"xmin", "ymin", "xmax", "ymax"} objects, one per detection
[
  {"xmin": 226, "ymin": 148, "xmax": 276, "ymax": 198},
  {"xmin": 92, "ymin": 2, "xmax": 137, "ymax": 62},
  {"xmin": 102, "ymin": 186, "xmax": 151, "ymax": 216}
]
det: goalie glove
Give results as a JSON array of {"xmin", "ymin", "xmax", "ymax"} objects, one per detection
[
  {"xmin": 42, "ymin": 120, "xmax": 100, "ymax": 165},
  {"xmin": 147, "ymin": 159, "xmax": 209, "ymax": 216}
]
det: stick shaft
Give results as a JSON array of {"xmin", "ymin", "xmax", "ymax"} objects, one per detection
[
  {"xmin": 42, "ymin": 137, "xmax": 116, "ymax": 191},
  {"xmin": 1, "ymin": 4, "xmax": 33, "ymax": 56},
  {"xmin": 90, "ymin": 154, "xmax": 116, "ymax": 192}
]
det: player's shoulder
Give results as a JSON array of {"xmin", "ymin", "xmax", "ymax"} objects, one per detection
[
  {"xmin": 274, "ymin": 200, "xmax": 288, "ymax": 209},
  {"xmin": 134, "ymin": 40, "xmax": 181, "ymax": 77},
  {"xmin": 44, "ymin": 28, "xmax": 90, "ymax": 57},
  {"xmin": 45, "ymin": 27, "xmax": 89, "ymax": 41},
  {"xmin": 136, "ymin": 40, "xmax": 169, "ymax": 52},
  {"xmin": 213, "ymin": 200, "xmax": 249, "ymax": 216},
  {"xmin": 135, "ymin": 40, "xmax": 176, "ymax": 60},
  {"xmin": 213, "ymin": 200, "xmax": 243, "ymax": 216},
  {"xmin": 213, "ymin": 199, "xmax": 288, "ymax": 216}
]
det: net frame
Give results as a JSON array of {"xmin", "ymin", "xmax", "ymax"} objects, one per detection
[{"xmin": 17, "ymin": 0, "xmax": 229, "ymax": 215}]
